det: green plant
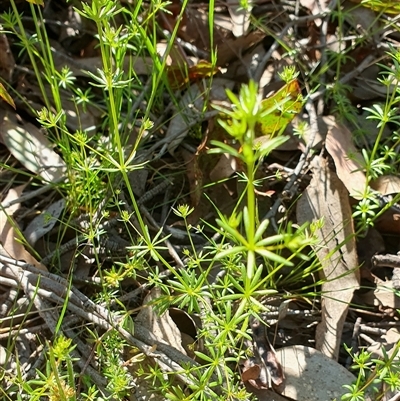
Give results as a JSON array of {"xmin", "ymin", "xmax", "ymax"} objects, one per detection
[
  {"xmin": 351, "ymin": 46, "xmax": 400, "ymax": 232},
  {"xmin": 134, "ymin": 75, "xmax": 317, "ymax": 399},
  {"xmin": 3, "ymin": 0, "xmax": 391, "ymax": 399},
  {"xmin": 0, "ymin": 0, "xmax": 319, "ymax": 391},
  {"xmin": 341, "ymin": 342, "xmax": 400, "ymax": 401},
  {"xmin": 12, "ymin": 335, "xmax": 77, "ymax": 401}
]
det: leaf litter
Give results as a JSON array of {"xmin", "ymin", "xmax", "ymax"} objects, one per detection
[{"xmin": 1, "ymin": 1, "xmax": 400, "ymax": 400}]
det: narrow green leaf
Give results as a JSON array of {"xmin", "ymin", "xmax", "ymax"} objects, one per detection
[
  {"xmin": 215, "ymin": 246, "xmax": 247, "ymax": 260},
  {"xmin": 255, "ymin": 248, "xmax": 293, "ymax": 266}
]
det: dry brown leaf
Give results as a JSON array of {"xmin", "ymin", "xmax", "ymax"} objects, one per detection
[
  {"xmin": 135, "ymin": 287, "xmax": 186, "ymax": 355},
  {"xmin": 275, "ymin": 345, "xmax": 365, "ymax": 401},
  {"xmin": 375, "ymin": 211, "xmax": 400, "ymax": 235},
  {"xmin": 130, "ymin": 288, "xmax": 189, "ymax": 401},
  {"xmin": 325, "ymin": 116, "xmax": 366, "ymax": 199},
  {"xmin": 0, "ymin": 31, "xmax": 15, "ymax": 82},
  {"xmin": 209, "ymin": 153, "xmax": 238, "ymax": 182},
  {"xmin": 217, "ymin": 29, "xmax": 265, "ymax": 66},
  {"xmin": 23, "ymin": 199, "xmax": 66, "ymax": 246},
  {"xmin": 360, "ymin": 281, "xmax": 400, "ymax": 310},
  {"xmin": 0, "ymin": 185, "xmax": 47, "ymax": 271},
  {"xmin": 241, "ymin": 361, "xmax": 261, "ymax": 382},
  {"xmin": 370, "ymin": 175, "xmax": 400, "ymax": 195},
  {"xmin": 0, "ymin": 113, "xmax": 66, "ymax": 183},
  {"xmin": 352, "ymin": 65, "xmax": 387, "ymax": 100},
  {"xmin": 296, "ymin": 156, "xmax": 359, "ymax": 360}
]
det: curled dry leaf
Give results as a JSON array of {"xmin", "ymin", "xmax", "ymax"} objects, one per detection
[
  {"xmin": 325, "ymin": 116, "xmax": 366, "ymax": 199},
  {"xmin": 0, "ymin": 112, "xmax": 66, "ymax": 183},
  {"xmin": 241, "ymin": 360, "xmax": 262, "ymax": 383},
  {"xmin": 296, "ymin": 156, "xmax": 359, "ymax": 360},
  {"xmin": 0, "ymin": 185, "xmax": 47, "ymax": 271},
  {"xmin": 248, "ymin": 317, "xmax": 285, "ymax": 390}
]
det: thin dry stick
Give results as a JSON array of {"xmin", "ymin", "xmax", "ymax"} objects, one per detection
[
  {"xmin": 0, "ymin": 256, "xmax": 219, "ymax": 394},
  {"xmin": 345, "ymin": 316, "xmax": 362, "ymax": 369},
  {"xmin": 253, "ymin": 10, "xmax": 332, "ymax": 83},
  {"xmin": 1, "ymin": 177, "xmax": 65, "ymax": 209},
  {"xmin": 310, "ymin": 54, "xmax": 376, "ymax": 101},
  {"xmin": 263, "ymin": 98, "xmax": 318, "ymax": 225},
  {"xmin": 372, "ymin": 254, "xmax": 400, "ymax": 268},
  {"xmin": 2, "ymin": 263, "xmax": 109, "ymax": 391},
  {"xmin": 386, "ymin": 392, "xmax": 400, "ymax": 401},
  {"xmin": 316, "ymin": 0, "xmax": 331, "ymax": 115}
]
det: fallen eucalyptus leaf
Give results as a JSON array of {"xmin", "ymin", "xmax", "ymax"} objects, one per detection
[
  {"xmin": 0, "ymin": 185, "xmax": 47, "ymax": 271},
  {"xmin": 296, "ymin": 156, "xmax": 359, "ymax": 360},
  {"xmin": 24, "ymin": 199, "xmax": 66, "ymax": 246},
  {"xmin": 275, "ymin": 345, "xmax": 364, "ymax": 401},
  {"xmin": 0, "ymin": 113, "xmax": 66, "ymax": 183}
]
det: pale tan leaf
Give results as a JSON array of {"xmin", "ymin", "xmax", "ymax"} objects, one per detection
[
  {"xmin": 370, "ymin": 175, "xmax": 400, "ymax": 195},
  {"xmin": 209, "ymin": 153, "xmax": 238, "ymax": 182},
  {"xmin": 227, "ymin": 0, "xmax": 253, "ymax": 37},
  {"xmin": 135, "ymin": 287, "xmax": 186, "ymax": 355},
  {"xmin": 325, "ymin": 116, "xmax": 367, "ymax": 199},
  {"xmin": 0, "ymin": 113, "xmax": 66, "ymax": 183},
  {"xmin": 0, "ymin": 185, "xmax": 47, "ymax": 271},
  {"xmin": 24, "ymin": 199, "xmax": 66, "ymax": 246},
  {"xmin": 296, "ymin": 156, "xmax": 359, "ymax": 360},
  {"xmin": 360, "ymin": 281, "xmax": 400, "ymax": 310},
  {"xmin": 275, "ymin": 345, "xmax": 366, "ymax": 401}
]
